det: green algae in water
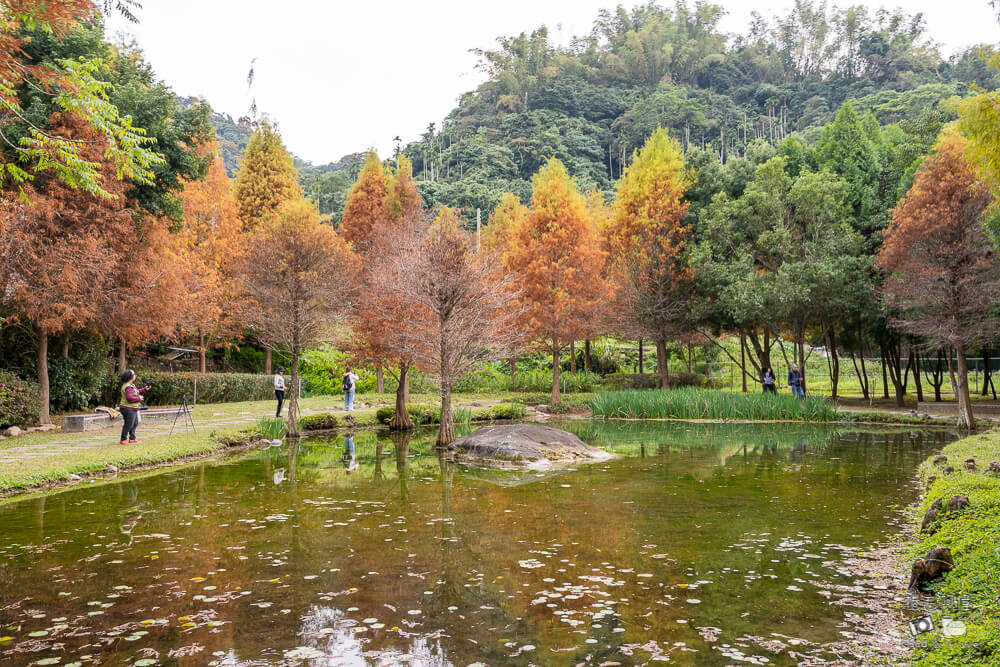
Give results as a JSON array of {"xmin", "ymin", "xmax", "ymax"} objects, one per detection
[{"xmin": 0, "ymin": 422, "xmax": 960, "ymax": 665}]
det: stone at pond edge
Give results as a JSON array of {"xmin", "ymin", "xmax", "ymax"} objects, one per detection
[
  {"xmin": 447, "ymin": 424, "xmax": 613, "ymax": 469},
  {"xmin": 3, "ymin": 426, "xmax": 21, "ymax": 437}
]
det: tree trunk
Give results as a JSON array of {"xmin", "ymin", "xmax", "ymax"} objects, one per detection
[
  {"xmin": 402, "ymin": 366, "xmax": 410, "ymax": 404},
  {"xmin": 584, "ymin": 339, "xmax": 591, "ymax": 372},
  {"xmin": 264, "ymin": 347, "xmax": 272, "ymax": 375},
  {"xmin": 376, "ymin": 364, "xmax": 385, "ymax": 394},
  {"xmin": 880, "ymin": 349, "xmax": 889, "ymax": 399},
  {"xmin": 955, "ymin": 345, "xmax": 975, "ymax": 429},
  {"xmin": 740, "ymin": 333, "xmax": 748, "ymax": 393},
  {"xmin": 912, "ymin": 348, "xmax": 924, "ymax": 403},
  {"xmin": 982, "ymin": 346, "xmax": 996, "ymax": 399},
  {"xmin": 437, "ymin": 382, "xmax": 454, "ymax": 446},
  {"xmin": 551, "ymin": 338, "xmax": 561, "ymax": 406},
  {"xmin": 391, "ymin": 363, "xmax": 414, "ymax": 430},
  {"xmin": 287, "ymin": 344, "xmax": 301, "ymax": 436},
  {"xmin": 637, "ymin": 339, "xmax": 643, "ymax": 375},
  {"xmin": 509, "ymin": 355, "xmax": 517, "ymax": 381},
  {"xmin": 826, "ymin": 329, "xmax": 839, "ymax": 399},
  {"xmin": 883, "ymin": 341, "xmax": 906, "ymax": 408},
  {"xmin": 655, "ymin": 337, "xmax": 669, "ymax": 390},
  {"xmin": 38, "ymin": 328, "xmax": 50, "ymax": 425},
  {"xmin": 61, "ymin": 336, "xmax": 70, "ymax": 359},
  {"xmin": 117, "ymin": 337, "xmax": 127, "ymax": 374},
  {"xmin": 687, "ymin": 342, "xmax": 694, "ymax": 374},
  {"xmin": 198, "ymin": 329, "xmax": 207, "ymax": 374},
  {"xmin": 570, "ymin": 340, "xmax": 577, "ymax": 373}
]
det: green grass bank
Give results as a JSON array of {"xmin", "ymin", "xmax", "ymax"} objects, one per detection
[{"xmin": 905, "ymin": 429, "xmax": 1000, "ymax": 665}]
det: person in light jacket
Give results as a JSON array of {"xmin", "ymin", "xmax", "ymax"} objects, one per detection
[
  {"xmin": 274, "ymin": 366, "xmax": 286, "ymax": 417},
  {"xmin": 342, "ymin": 366, "xmax": 359, "ymax": 412},
  {"xmin": 118, "ymin": 370, "xmax": 148, "ymax": 445},
  {"xmin": 762, "ymin": 367, "xmax": 776, "ymax": 394}
]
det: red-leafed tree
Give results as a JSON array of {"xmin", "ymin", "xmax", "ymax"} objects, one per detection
[
  {"xmin": 878, "ymin": 132, "xmax": 1000, "ymax": 428},
  {"xmin": 339, "ymin": 151, "xmax": 389, "ymax": 253},
  {"xmin": 369, "ymin": 207, "xmax": 520, "ymax": 445},
  {"xmin": 243, "ymin": 198, "xmax": 360, "ymax": 435}
]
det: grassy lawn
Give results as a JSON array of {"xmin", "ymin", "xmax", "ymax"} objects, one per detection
[
  {"xmin": 905, "ymin": 429, "xmax": 1000, "ymax": 665},
  {"xmin": 0, "ymin": 391, "xmax": 558, "ymax": 496}
]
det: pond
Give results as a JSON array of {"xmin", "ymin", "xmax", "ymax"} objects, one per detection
[{"xmin": 0, "ymin": 421, "xmax": 959, "ymax": 666}]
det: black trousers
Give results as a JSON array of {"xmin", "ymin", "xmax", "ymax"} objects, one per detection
[
  {"xmin": 275, "ymin": 390, "xmax": 285, "ymax": 416},
  {"xmin": 121, "ymin": 408, "xmax": 139, "ymax": 442}
]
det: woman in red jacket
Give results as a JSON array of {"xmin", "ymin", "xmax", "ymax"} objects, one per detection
[{"xmin": 118, "ymin": 370, "xmax": 149, "ymax": 445}]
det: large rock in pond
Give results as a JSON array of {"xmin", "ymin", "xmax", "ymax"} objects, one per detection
[{"xmin": 448, "ymin": 424, "xmax": 613, "ymax": 469}]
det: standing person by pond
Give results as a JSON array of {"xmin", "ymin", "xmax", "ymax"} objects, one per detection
[
  {"xmin": 342, "ymin": 366, "xmax": 359, "ymax": 412},
  {"xmin": 274, "ymin": 366, "xmax": 286, "ymax": 417},
  {"xmin": 788, "ymin": 364, "xmax": 804, "ymax": 398},
  {"xmin": 762, "ymin": 367, "xmax": 776, "ymax": 394},
  {"xmin": 118, "ymin": 370, "xmax": 149, "ymax": 445}
]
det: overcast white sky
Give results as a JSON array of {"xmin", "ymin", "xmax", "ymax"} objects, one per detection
[{"xmin": 106, "ymin": 0, "xmax": 999, "ymax": 164}]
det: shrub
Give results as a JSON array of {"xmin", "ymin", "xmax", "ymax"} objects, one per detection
[
  {"xmin": 507, "ymin": 369, "xmax": 601, "ymax": 393},
  {"xmin": 0, "ymin": 372, "xmax": 41, "ymax": 428},
  {"xmin": 100, "ymin": 372, "xmax": 275, "ymax": 406},
  {"xmin": 257, "ymin": 417, "xmax": 286, "ymax": 439},
  {"xmin": 602, "ymin": 373, "xmax": 661, "ymax": 390},
  {"xmin": 47, "ymin": 344, "xmax": 113, "ymax": 412},
  {"xmin": 589, "ymin": 388, "xmax": 837, "ymax": 421},
  {"xmin": 299, "ymin": 413, "xmax": 339, "ymax": 431},
  {"xmin": 487, "ymin": 403, "xmax": 527, "ymax": 420}
]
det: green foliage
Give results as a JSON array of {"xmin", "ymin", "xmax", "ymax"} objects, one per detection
[
  {"xmin": 0, "ymin": 372, "xmax": 41, "ymax": 428},
  {"xmin": 100, "ymin": 372, "xmax": 273, "ymax": 406},
  {"xmin": 256, "ymin": 417, "xmax": 286, "ymax": 439},
  {"xmin": 589, "ymin": 388, "xmax": 837, "ymax": 421},
  {"xmin": 908, "ymin": 431, "xmax": 1000, "ymax": 666},
  {"xmin": 298, "ymin": 413, "xmax": 339, "ymax": 431},
  {"xmin": 46, "ymin": 343, "xmax": 113, "ymax": 412},
  {"xmin": 454, "ymin": 365, "xmax": 600, "ymax": 393}
]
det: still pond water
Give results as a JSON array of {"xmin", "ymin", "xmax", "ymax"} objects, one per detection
[{"xmin": 0, "ymin": 421, "xmax": 958, "ymax": 666}]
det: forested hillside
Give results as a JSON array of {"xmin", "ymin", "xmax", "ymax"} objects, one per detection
[{"xmin": 297, "ymin": 1, "xmax": 996, "ymax": 222}]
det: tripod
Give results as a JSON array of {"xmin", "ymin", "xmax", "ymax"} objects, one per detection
[{"xmin": 170, "ymin": 394, "xmax": 196, "ymax": 435}]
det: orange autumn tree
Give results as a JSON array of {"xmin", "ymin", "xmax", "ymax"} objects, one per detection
[
  {"xmin": 605, "ymin": 128, "xmax": 693, "ymax": 389},
  {"xmin": 99, "ymin": 215, "xmax": 190, "ymax": 374},
  {"xmin": 180, "ymin": 147, "xmax": 241, "ymax": 372},
  {"xmin": 0, "ymin": 113, "xmax": 133, "ymax": 423},
  {"xmin": 506, "ymin": 158, "xmax": 610, "ymax": 406},
  {"xmin": 339, "ymin": 151, "xmax": 389, "ymax": 253},
  {"xmin": 878, "ymin": 132, "xmax": 1000, "ymax": 429}
]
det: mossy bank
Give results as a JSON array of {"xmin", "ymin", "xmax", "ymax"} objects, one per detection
[{"xmin": 903, "ymin": 428, "xmax": 1000, "ymax": 665}]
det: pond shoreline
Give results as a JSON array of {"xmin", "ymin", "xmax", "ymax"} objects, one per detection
[{"xmin": 0, "ymin": 410, "xmax": 969, "ymax": 500}]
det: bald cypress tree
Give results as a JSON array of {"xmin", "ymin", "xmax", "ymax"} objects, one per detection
[{"xmin": 233, "ymin": 119, "xmax": 302, "ymax": 231}]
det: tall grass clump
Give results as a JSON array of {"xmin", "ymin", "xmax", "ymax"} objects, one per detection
[
  {"xmin": 257, "ymin": 417, "xmax": 286, "ymax": 439},
  {"xmin": 589, "ymin": 388, "xmax": 837, "ymax": 421}
]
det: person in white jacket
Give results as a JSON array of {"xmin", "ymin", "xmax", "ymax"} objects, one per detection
[{"xmin": 274, "ymin": 366, "xmax": 286, "ymax": 417}]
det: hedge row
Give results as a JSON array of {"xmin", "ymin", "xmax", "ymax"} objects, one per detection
[{"xmin": 100, "ymin": 372, "xmax": 275, "ymax": 406}]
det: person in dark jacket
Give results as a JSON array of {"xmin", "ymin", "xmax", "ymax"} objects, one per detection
[
  {"xmin": 118, "ymin": 369, "xmax": 148, "ymax": 445},
  {"xmin": 788, "ymin": 364, "xmax": 804, "ymax": 398}
]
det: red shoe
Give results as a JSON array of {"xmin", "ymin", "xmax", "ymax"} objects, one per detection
[
  {"xmin": 120, "ymin": 440, "xmax": 129, "ymax": 445},
  {"xmin": 128, "ymin": 439, "xmax": 140, "ymax": 444}
]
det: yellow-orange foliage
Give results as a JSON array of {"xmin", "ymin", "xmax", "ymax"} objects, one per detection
[{"xmin": 180, "ymin": 147, "xmax": 242, "ymax": 370}]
